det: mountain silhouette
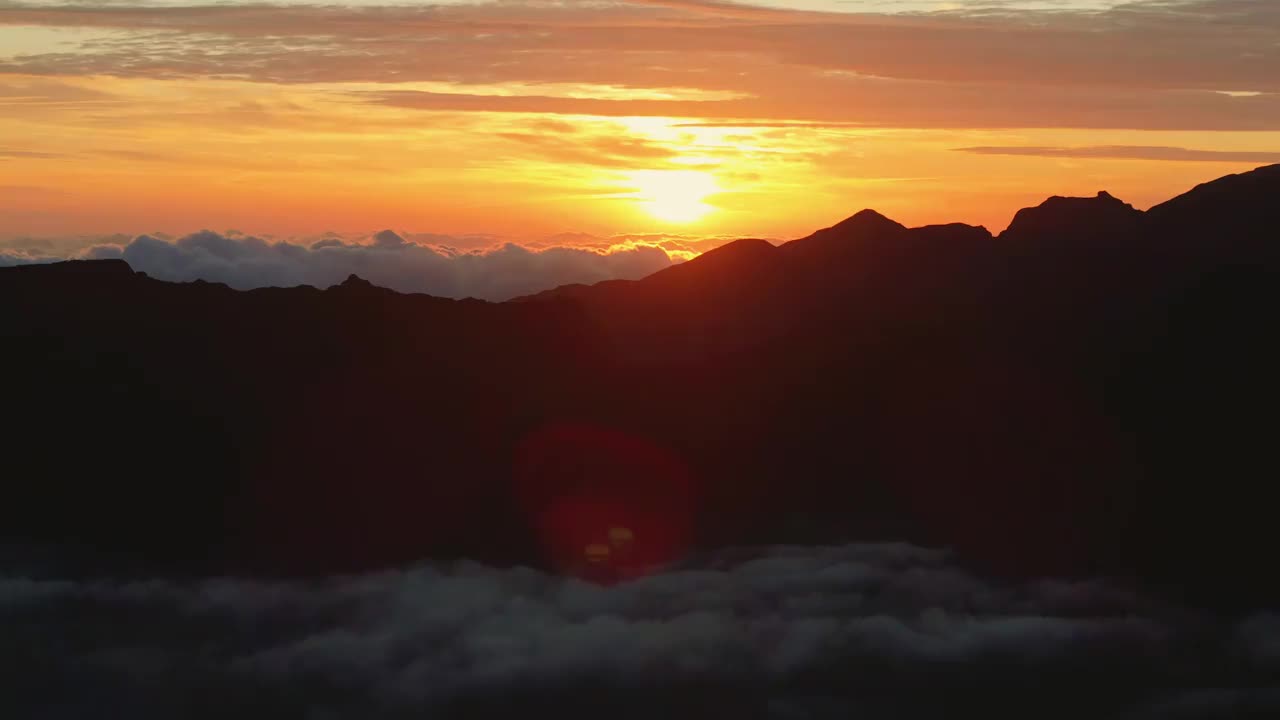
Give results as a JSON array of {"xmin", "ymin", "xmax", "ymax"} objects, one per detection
[
  {"xmin": 999, "ymin": 190, "xmax": 1142, "ymax": 242},
  {"xmin": 3, "ymin": 165, "xmax": 1279, "ymax": 606},
  {"xmin": 1148, "ymin": 162, "xmax": 1280, "ymax": 230}
]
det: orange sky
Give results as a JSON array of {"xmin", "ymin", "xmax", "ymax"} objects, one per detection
[{"xmin": 2, "ymin": 0, "xmax": 1279, "ymax": 246}]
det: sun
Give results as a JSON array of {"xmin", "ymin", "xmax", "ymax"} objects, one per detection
[{"xmin": 626, "ymin": 169, "xmax": 720, "ymax": 224}]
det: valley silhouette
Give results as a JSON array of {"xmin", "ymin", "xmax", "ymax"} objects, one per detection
[{"xmin": 3, "ymin": 165, "xmax": 1279, "ymax": 610}]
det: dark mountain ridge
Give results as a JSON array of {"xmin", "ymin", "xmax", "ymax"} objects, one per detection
[{"xmin": 3, "ymin": 165, "xmax": 1279, "ymax": 607}]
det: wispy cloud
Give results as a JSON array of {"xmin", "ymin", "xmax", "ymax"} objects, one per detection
[
  {"xmin": 0, "ymin": 147, "xmax": 60, "ymax": 158},
  {"xmin": 957, "ymin": 145, "xmax": 1280, "ymax": 163},
  {"xmin": 2, "ymin": 0, "xmax": 1278, "ymax": 129}
]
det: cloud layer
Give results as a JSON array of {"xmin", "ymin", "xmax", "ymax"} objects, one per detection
[
  {"xmin": 3, "ymin": 0, "xmax": 1279, "ymax": 129},
  {"xmin": 3, "ymin": 229, "xmax": 700, "ymax": 300},
  {"xmin": 3, "ymin": 543, "xmax": 1278, "ymax": 719}
]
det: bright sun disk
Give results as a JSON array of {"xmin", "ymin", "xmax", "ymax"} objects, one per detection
[{"xmin": 626, "ymin": 169, "xmax": 719, "ymax": 224}]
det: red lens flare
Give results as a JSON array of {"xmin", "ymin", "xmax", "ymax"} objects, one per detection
[{"xmin": 514, "ymin": 422, "xmax": 697, "ymax": 582}]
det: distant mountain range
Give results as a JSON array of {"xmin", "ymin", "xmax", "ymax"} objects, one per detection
[{"xmin": 4, "ymin": 165, "xmax": 1278, "ymax": 606}]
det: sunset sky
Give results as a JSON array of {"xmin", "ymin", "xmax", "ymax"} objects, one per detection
[{"xmin": 2, "ymin": 0, "xmax": 1278, "ymax": 250}]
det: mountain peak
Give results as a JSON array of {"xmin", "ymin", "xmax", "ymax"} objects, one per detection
[
  {"xmin": 691, "ymin": 237, "xmax": 777, "ymax": 263},
  {"xmin": 338, "ymin": 273, "xmax": 376, "ymax": 290},
  {"xmin": 912, "ymin": 223, "xmax": 995, "ymax": 243},
  {"xmin": 372, "ymin": 229, "xmax": 406, "ymax": 248},
  {"xmin": 782, "ymin": 209, "xmax": 908, "ymax": 261},
  {"xmin": 831, "ymin": 209, "xmax": 908, "ymax": 234},
  {"xmin": 1147, "ymin": 163, "xmax": 1280, "ymax": 233},
  {"xmin": 1001, "ymin": 191, "xmax": 1141, "ymax": 240},
  {"xmin": 641, "ymin": 237, "xmax": 777, "ymax": 288}
]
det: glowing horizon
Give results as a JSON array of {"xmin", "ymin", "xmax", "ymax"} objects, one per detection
[{"xmin": 3, "ymin": 0, "xmax": 1279, "ymax": 248}]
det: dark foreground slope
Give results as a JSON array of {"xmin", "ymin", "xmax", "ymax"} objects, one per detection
[{"xmin": 3, "ymin": 166, "xmax": 1278, "ymax": 605}]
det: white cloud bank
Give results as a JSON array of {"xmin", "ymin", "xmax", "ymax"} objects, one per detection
[
  {"xmin": 2, "ymin": 543, "xmax": 1278, "ymax": 719},
  {"xmin": 2, "ymin": 229, "xmax": 692, "ymax": 300}
]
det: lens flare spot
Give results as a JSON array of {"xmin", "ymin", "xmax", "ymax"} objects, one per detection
[
  {"xmin": 513, "ymin": 423, "xmax": 698, "ymax": 583},
  {"xmin": 608, "ymin": 526, "xmax": 635, "ymax": 547},
  {"xmin": 585, "ymin": 543, "xmax": 612, "ymax": 563}
]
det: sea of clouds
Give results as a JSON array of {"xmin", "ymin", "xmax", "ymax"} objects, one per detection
[
  {"xmin": 0, "ymin": 229, "xmax": 713, "ymax": 301},
  {"xmin": 3, "ymin": 543, "xmax": 1278, "ymax": 719}
]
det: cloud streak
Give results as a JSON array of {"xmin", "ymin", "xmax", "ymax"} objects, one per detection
[
  {"xmin": 2, "ymin": 0, "xmax": 1279, "ymax": 129},
  {"xmin": 957, "ymin": 145, "xmax": 1280, "ymax": 163},
  {"xmin": 2, "ymin": 542, "xmax": 1278, "ymax": 719},
  {"xmin": 0, "ymin": 147, "xmax": 60, "ymax": 158}
]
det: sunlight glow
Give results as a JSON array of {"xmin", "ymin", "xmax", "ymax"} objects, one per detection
[{"xmin": 626, "ymin": 170, "xmax": 720, "ymax": 224}]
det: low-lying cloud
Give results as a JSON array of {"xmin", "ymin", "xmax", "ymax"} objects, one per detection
[
  {"xmin": 2, "ymin": 229, "xmax": 700, "ymax": 300},
  {"xmin": 2, "ymin": 543, "xmax": 1278, "ymax": 719}
]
